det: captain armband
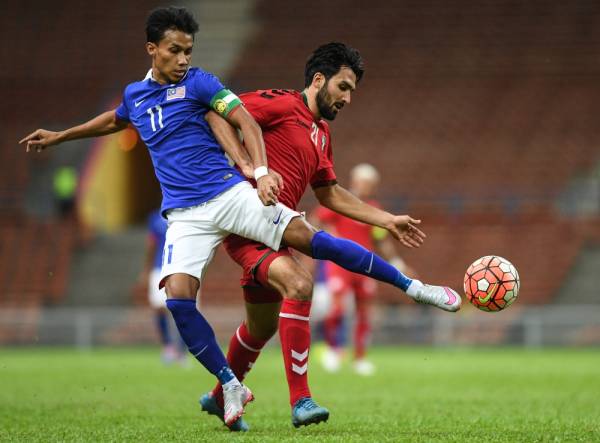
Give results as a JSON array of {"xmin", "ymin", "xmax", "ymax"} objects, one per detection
[{"xmin": 210, "ymin": 89, "xmax": 242, "ymax": 117}]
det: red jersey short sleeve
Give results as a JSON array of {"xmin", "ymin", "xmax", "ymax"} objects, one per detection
[{"xmin": 240, "ymin": 90, "xmax": 292, "ymax": 128}]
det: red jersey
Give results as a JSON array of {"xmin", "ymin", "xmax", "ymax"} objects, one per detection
[
  {"xmin": 240, "ymin": 89, "xmax": 337, "ymax": 209},
  {"xmin": 315, "ymin": 201, "xmax": 381, "ymax": 250}
]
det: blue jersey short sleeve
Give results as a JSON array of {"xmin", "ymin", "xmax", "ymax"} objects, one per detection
[
  {"xmin": 192, "ymin": 70, "xmax": 226, "ymax": 105},
  {"xmin": 115, "ymin": 86, "xmax": 131, "ymax": 122},
  {"xmin": 120, "ymin": 68, "xmax": 244, "ymax": 215}
]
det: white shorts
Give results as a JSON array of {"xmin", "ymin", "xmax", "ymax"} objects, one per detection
[
  {"xmin": 160, "ymin": 181, "xmax": 299, "ymax": 287},
  {"xmin": 148, "ymin": 268, "xmax": 167, "ymax": 308}
]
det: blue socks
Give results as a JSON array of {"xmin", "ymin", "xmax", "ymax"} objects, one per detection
[
  {"xmin": 216, "ymin": 367, "xmax": 237, "ymax": 385},
  {"xmin": 155, "ymin": 311, "xmax": 171, "ymax": 345},
  {"xmin": 310, "ymin": 230, "xmax": 413, "ymax": 292},
  {"xmin": 166, "ymin": 299, "xmax": 229, "ymax": 376}
]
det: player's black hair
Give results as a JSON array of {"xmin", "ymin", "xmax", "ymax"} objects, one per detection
[
  {"xmin": 146, "ymin": 6, "xmax": 199, "ymax": 43},
  {"xmin": 304, "ymin": 42, "xmax": 364, "ymax": 87}
]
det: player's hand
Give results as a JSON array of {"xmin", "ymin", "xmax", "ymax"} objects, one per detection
[
  {"xmin": 256, "ymin": 171, "xmax": 281, "ymax": 206},
  {"xmin": 20, "ymin": 129, "xmax": 63, "ymax": 152},
  {"xmin": 385, "ymin": 215, "xmax": 426, "ymax": 248},
  {"xmin": 268, "ymin": 168, "xmax": 284, "ymax": 191}
]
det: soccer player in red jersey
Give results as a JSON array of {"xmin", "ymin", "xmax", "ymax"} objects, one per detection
[
  {"xmin": 315, "ymin": 163, "xmax": 418, "ymax": 376},
  {"xmin": 200, "ymin": 43, "xmax": 461, "ymax": 430}
]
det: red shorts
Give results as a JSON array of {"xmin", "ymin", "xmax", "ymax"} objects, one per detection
[
  {"xmin": 223, "ymin": 234, "xmax": 290, "ymax": 304},
  {"xmin": 325, "ymin": 262, "xmax": 377, "ymax": 300}
]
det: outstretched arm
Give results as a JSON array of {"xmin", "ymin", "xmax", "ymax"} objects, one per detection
[
  {"xmin": 313, "ymin": 183, "xmax": 426, "ymax": 248},
  {"xmin": 206, "ymin": 109, "xmax": 283, "ymax": 205},
  {"xmin": 20, "ymin": 109, "xmax": 128, "ymax": 152}
]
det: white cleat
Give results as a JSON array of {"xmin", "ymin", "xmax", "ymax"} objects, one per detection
[
  {"xmin": 223, "ymin": 384, "xmax": 254, "ymax": 426},
  {"xmin": 413, "ymin": 284, "xmax": 462, "ymax": 312},
  {"xmin": 353, "ymin": 359, "xmax": 376, "ymax": 376},
  {"xmin": 321, "ymin": 347, "xmax": 342, "ymax": 373}
]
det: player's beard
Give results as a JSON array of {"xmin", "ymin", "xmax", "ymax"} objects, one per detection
[{"xmin": 316, "ymin": 83, "xmax": 339, "ymax": 121}]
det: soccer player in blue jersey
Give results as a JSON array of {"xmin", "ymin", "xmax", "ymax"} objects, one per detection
[{"xmin": 21, "ymin": 7, "xmax": 456, "ymax": 431}]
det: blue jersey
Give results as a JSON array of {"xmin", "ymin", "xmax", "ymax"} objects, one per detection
[
  {"xmin": 115, "ymin": 67, "xmax": 245, "ymax": 215},
  {"xmin": 148, "ymin": 209, "xmax": 167, "ymax": 269}
]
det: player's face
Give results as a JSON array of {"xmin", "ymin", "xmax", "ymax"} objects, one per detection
[
  {"xmin": 316, "ymin": 67, "xmax": 357, "ymax": 121},
  {"xmin": 350, "ymin": 177, "xmax": 378, "ymax": 199},
  {"xmin": 146, "ymin": 29, "xmax": 193, "ymax": 84}
]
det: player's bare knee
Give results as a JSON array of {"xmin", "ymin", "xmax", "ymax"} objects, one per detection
[
  {"xmin": 164, "ymin": 274, "xmax": 198, "ymax": 299},
  {"xmin": 283, "ymin": 274, "xmax": 313, "ymax": 301}
]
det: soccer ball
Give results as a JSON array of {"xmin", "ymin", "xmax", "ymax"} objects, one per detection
[{"xmin": 464, "ymin": 256, "xmax": 520, "ymax": 312}]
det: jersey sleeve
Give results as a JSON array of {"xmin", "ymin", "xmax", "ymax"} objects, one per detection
[
  {"xmin": 192, "ymin": 70, "xmax": 242, "ymax": 118},
  {"xmin": 239, "ymin": 91, "xmax": 292, "ymax": 128},
  {"xmin": 310, "ymin": 126, "xmax": 337, "ymax": 188},
  {"xmin": 115, "ymin": 87, "xmax": 130, "ymax": 122}
]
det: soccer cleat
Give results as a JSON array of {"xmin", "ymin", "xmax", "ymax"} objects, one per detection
[
  {"xmin": 320, "ymin": 347, "xmax": 342, "ymax": 373},
  {"xmin": 199, "ymin": 391, "xmax": 250, "ymax": 432},
  {"xmin": 291, "ymin": 397, "xmax": 330, "ymax": 428},
  {"xmin": 160, "ymin": 344, "xmax": 179, "ymax": 365},
  {"xmin": 223, "ymin": 384, "xmax": 254, "ymax": 426},
  {"xmin": 413, "ymin": 284, "xmax": 462, "ymax": 312},
  {"xmin": 353, "ymin": 359, "xmax": 375, "ymax": 376}
]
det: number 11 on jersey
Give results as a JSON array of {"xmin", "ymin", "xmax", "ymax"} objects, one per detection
[{"xmin": 147, "ymin": 105, "xmax": 164, "ymax": 132}]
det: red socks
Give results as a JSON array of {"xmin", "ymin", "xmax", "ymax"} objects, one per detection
[
  {"xmin": 212, "ymin": 299, "xmax": 314, "ymax": 408},
  {"xmin": 212, "ymin": 322, "xmax": 267, "ymax": 408},
  {"xmin": 279, "ymin": 299, "xmax": 312, "ymax": 406}
]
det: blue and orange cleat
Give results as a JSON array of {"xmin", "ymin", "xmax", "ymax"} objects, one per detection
[
  {"xmin": 291, "ymin": 397, "xmax": 330, "ymax": 428},
  {"xmin": 199, "ymin": 392, "xmax": 250, "ymax": 432}
]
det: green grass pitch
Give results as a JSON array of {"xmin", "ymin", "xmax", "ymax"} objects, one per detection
[{"xmin": 1, "ymin": 346, "xmax": 599, "ymax": 442}]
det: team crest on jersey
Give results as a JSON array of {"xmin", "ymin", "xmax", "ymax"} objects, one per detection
[
  {"xmin": 166, "ymin": 86, "xmax": 186, "ymax": 101},
  {"xmin": 321, "ymin": 134, "xmax": 327, "ymax": 151}
]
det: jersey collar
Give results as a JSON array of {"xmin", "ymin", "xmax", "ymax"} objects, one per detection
[
  {"xmin": 144, "ymin": 68, "xmax": 190, "ymax": 85},
  {"xmin": 301, "ymin": 91, "xmax": 322, "ymax": 123},
  {"xmin": 301, "ymin": 91, "xmax": 309, "ymax": 108}
]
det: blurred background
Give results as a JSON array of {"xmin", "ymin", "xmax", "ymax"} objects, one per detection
[{"xmin": 1, "ymin": 0, "xmax": 599, "ymax": 350}]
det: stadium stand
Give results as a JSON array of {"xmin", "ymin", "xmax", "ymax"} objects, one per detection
[
  {"xmin": 1, "ymin": 0, "xmax": 599, "ymax": 320},
  {"xmin": 222, "ymin": 0, "xmax": 600, "ymax": 305},
  {"xmin": 229, "ymin": 1, "xmax": 600, "ymax": 200},
  {"xmin": 0, "ymin": 1, "xmax": 164, "ymax": 308}
]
